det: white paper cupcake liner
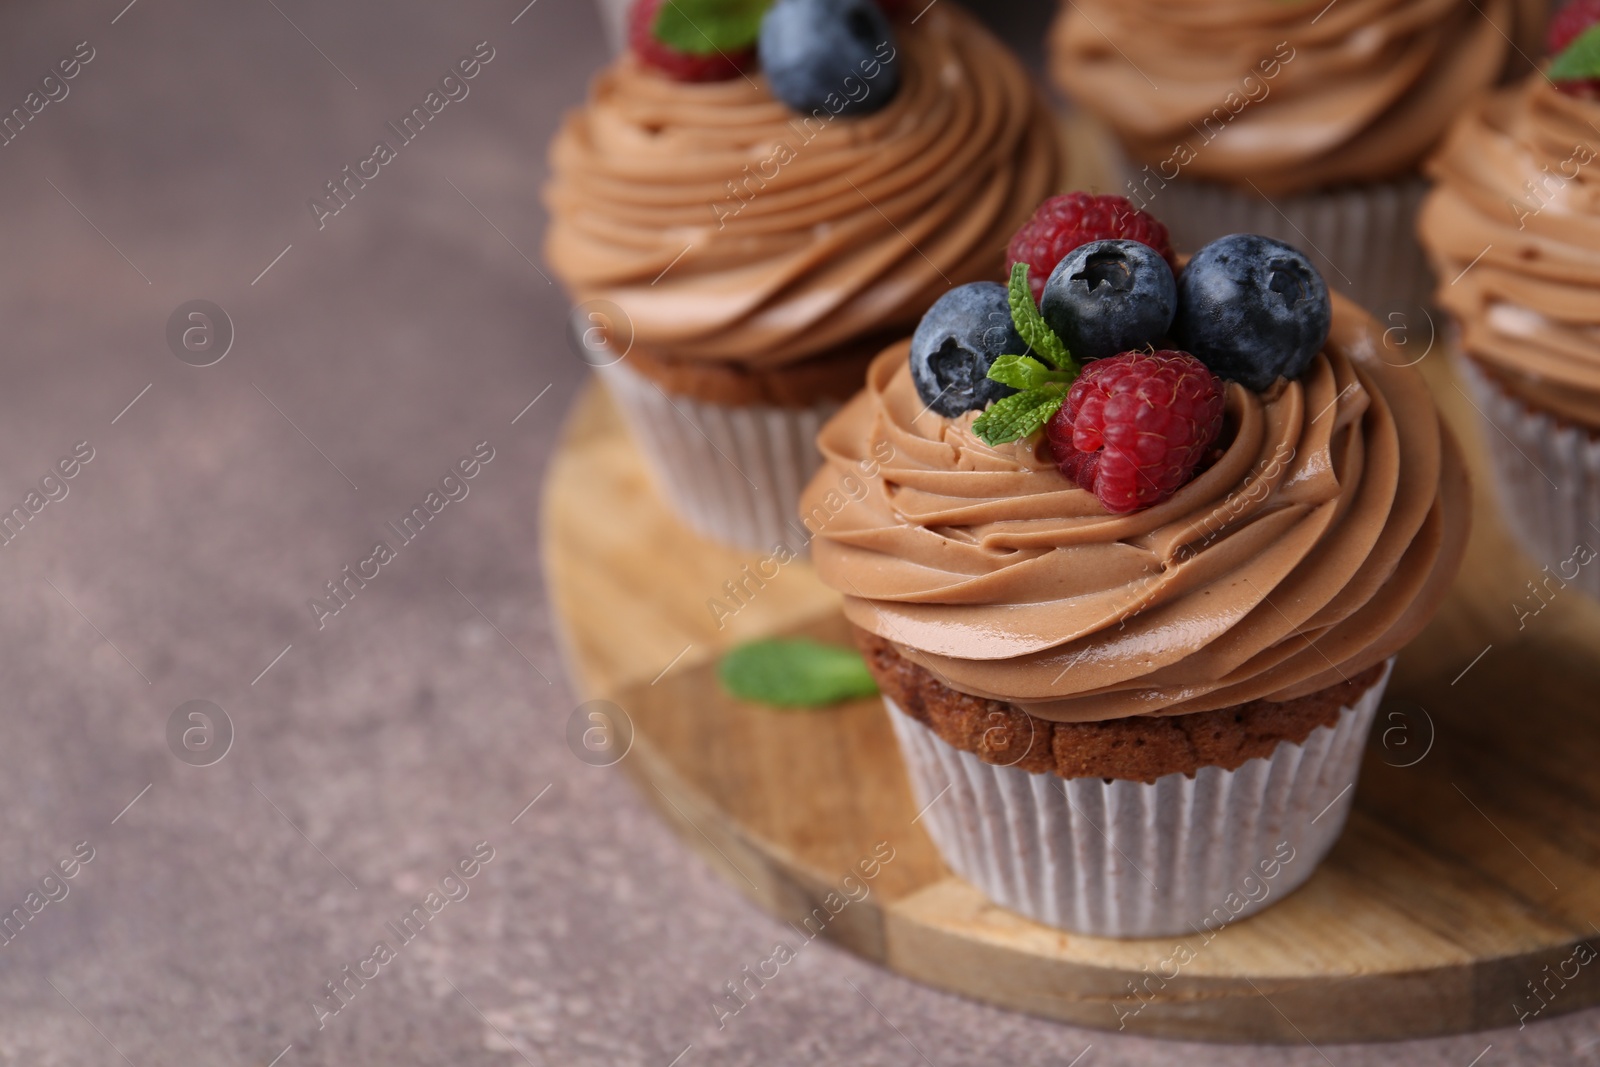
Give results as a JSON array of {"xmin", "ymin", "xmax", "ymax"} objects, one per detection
[
  {"xmin": 596, "ymin": 358, "xmax": 838, "ymax": 553},
  {"xmin": 884, "ymin": 664, "xmax": 1390, "ymax": 938},
  {"xmin": 1458, "ymin": 355, "xmax": 1600, "ymax": 599},
  {"xmin": 1115, "ymin": 157, "xmax": 1432, "ymax": 320}
]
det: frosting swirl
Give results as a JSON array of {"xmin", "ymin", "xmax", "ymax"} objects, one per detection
[
  {"xmin": 801, "ymin": 296, "xmax": 1469, "ymax": 722},
  {"xmin": 1420, "ymin": 75, "xmax": 1600, "ymax": 428},
  {"xmin": 544, "ymin": 6, "xmax": 1062, "ymax": 369},
  {"xmin": 1050, "ymin": 0, "xmax": 1530, "ymax": 196}
]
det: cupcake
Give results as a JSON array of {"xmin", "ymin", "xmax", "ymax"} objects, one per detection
[
  {"xmin": 1419, "ymin": 7, "xmax": 1600, "ymax": 599},
  {"xmin": 1049, "ymin": 0, "xmax": 1546, "ymax": 319},
  {"xmin": 544, "ymin": 0, "xmax": 1064, "ymax": 551},
  {"xmin": 800, "ymin": 198, "xmax": 1470, "ymax": 937}
]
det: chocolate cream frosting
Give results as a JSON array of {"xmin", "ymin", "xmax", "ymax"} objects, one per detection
[
  {"xmin": 1420, "ymin": 75, "xmax": 1600, "ymax": 429},
  {"xmin": 802, "ymin": 296, "xmax": 1470, "ymax": 723},
  {"xmin": 1051, "ymin": 0, "xmax": 1540, "ymax": 196},
  {"xmin": 544, "ymin": 6, "xmax": 1063, "ymax": 370}
]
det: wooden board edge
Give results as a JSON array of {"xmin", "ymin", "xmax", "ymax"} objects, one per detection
[
  {"xmin": 619, "ymin": 728, "xmax": 893, "ymax": 965},
  {"xmin": 878, "ymin": 887, "xmax": 1600, "ymax": 1043}
]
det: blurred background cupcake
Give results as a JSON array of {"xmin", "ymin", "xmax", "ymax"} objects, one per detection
[
  {"xmin": 544, "ymin": 0, "xmax": 1064, "ymax": 551},
  {"xmin": 1419, "ymin": 2, "xmax": 1600, "ymax": 598},
  {"xmin": 801, "ymin": 198, "xmax": 1470, "ymax": 936},
  {"xmin": 1049, "ymin": 0, "xmax": 1547, "ymax": 320}
]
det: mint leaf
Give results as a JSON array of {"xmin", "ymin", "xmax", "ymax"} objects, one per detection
[
  {"xmin": 971, "ymin": 384, "xmax": 1068, "ymax": 446},
  {"xmin": 1007, "ymin": 263, "xmax": 1073, "ymax": 371},
  {"xmin": 987, "ymin": 354, "xmax": 1073, "ymax": 392},
  {"xmin": 718, "ymin": 639, "xmax": 879, "ymax": 709},
  {"xmin": 1550, "ymin": 25, "xmax": 1600, "ymax": 80},
  {"xmin": 653, "ymin": 0, "xmax": 770, "ymax": 56}
]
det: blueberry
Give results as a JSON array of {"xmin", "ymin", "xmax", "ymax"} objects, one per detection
[
  {"xmin": 758, "ymin": 0, "xmax": 900, "ymax": 117},
  {"xmin": 1171, "ymin": 234, "xmax": 1332, "ymax": 391},
  {"xmin": 1039, "ymin": 239, "xmax": 1176, "ymax": 364},
  {"xmin": 909, "ymin": 282, "xmax": 1022, "ymax": 417}
]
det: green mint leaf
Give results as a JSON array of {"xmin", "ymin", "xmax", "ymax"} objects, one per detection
[
  {"xmin": 987, "ymin": 354, "xmax": 1073, "ymax": 392},
  {"xmin": 718, "ymin": 639, "xmax": 879, "ymax": 709},
  {"xmin": 1007, "ymin": 263, "xmax": 1074, "ymax": 372},
  {"xmin": 652, "ymin": 0, "xmax": 771, "ymax": 56},
  {"xmin": 1550, "ymin": 25, "xmax": 1600, "ymax": 80},
  {"xmin": 971, "ymin": 384, "xmax": 1068, "ymax": 446}
]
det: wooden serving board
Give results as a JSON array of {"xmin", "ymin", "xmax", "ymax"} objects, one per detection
[{"xmin": 541, "ymin": 358, "xmax": 1600, "ymax": 1044}]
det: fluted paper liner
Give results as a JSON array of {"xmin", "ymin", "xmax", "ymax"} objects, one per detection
[
  {"xmin": 1116, "ymin": 154, "xmax": 1431, "ymax": 319},
  {"xmin": 1459, "ymin": 355, "xmax": 1600, "ymax": 599},
  {"xmin": 884, "ymin": 663, "xmax": 1390, "ymax": 938},
  {"xmin": 597, "ymin": 359, "xmax": 837, "ymax": 553}
]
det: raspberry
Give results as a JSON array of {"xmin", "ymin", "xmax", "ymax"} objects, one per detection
[
  {"xmin": 875, "ymin": 0, "xmax": 914, "ymax": 15},
  {"xmin": 629, "ymin": 0, "xmax": 754, "ymax": 83},
  {"xmin": 1044, "ymin": 350, "xmax": 1225, "ymax": 514},
  {"xmin": 1008, "ymin": 193, "xmax": 1175, "ymax": 303},
  {"xmin": 1550, "ymin": 0, "xmax": 1600, "ymax": 52},
  {"xmin": 1548, "ymin": 0, "xmax": 1600, "ymax": 98}
]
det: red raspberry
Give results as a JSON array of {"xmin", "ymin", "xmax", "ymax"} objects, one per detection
[
  {"xmin": 875, "ymin": 0, "xmax": 915, "ymax": 16},
  {"xmin": 1548, "ymin": 0, "xmax": 1600, "ymax": 98},
  {"xmin": 628, "ymin": 0, "xmax": 754, "ymax": 83},
  {"xmin": 1007, "ymin": 193, "xmax": 1176, "ymax": 303},
  {"xmin": 1550, "ymin": 0, "xmax": 1600, "ymax": 51},
  {"xmin": 1044, "ymin": 350, "xmax": 1225, "ymax": 514}
]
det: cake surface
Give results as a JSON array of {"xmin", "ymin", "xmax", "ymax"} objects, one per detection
[
  {"xmin": 544, "ymin": 4, "xmax": 1063, "ymax": 403},
  {"xmin": 1051, "ymin": 0, "xmax": 1541, "ymax": 195},
  {"xmin": 802, "ymin": 292, "xmax": 1470, "ymax": 723},
  {"xmin": 1420, "ymin": 75, "xmax": 1600, "ymax": 431},
  {"xmin": 859, "ymin": 626, "xmax": 1387, "ymax": 783}
]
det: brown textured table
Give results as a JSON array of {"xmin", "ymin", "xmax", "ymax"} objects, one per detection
[{"xmin": 1, "ymin": 0, "xmax": 1596, "ymax": 1064}]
